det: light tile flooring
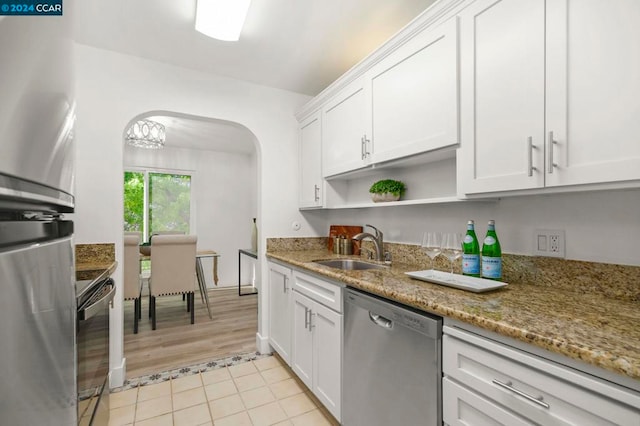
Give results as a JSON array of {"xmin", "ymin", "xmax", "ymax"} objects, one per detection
[{"xmin": 109, "ymin": 355, "xmax": 339, "ymax": 426}]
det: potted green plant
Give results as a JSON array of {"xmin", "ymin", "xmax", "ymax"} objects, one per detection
[{"xmin": 369, "ymin": 179, "xmax": 406, "ymax": 202}]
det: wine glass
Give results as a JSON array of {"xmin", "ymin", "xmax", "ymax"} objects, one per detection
[
  {"xmin": 421, "ymin": 232, "xmax": 442, "ymax": 271},
  {"xmin": 441, "ymin": 233, "xmax": 463, "ymax": 278}
]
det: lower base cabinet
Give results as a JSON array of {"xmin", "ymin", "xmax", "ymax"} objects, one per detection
[
  {"xmin": 291, "ymin": 272, "xmax": 343, "ymax": 423},
  {"xmin": 267, "ymin": 262, "xmax": 292, "ymax": 364},
  {"xmin": 443, "ymin": 325, "xmax": 640, "ymax": 426}
]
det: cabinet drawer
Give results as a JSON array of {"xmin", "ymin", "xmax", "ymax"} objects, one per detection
[
  {"xmin": 292, "ymin": 271, "xmax": 342, "ymax": 313},
  {"xmin": 443, "ymin": 327, "xmax": 640, "ymax": 426},
  {"xmin": 443, "ymin": 377, "xmax": 531, "ymax": 426}
]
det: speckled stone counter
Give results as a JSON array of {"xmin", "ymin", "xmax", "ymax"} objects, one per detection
[
  {"xmin": 75, "ymin": 243, "xmax": 116, "ymax": 280},
  {"xmin": 266, "ymin": 243, "xmax": 640, "ymax": 386}
]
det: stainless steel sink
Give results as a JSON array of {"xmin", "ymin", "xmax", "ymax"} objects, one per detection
[{"xmin": 313, "ymin": 259, "xmax": 387, "ymax": 271}]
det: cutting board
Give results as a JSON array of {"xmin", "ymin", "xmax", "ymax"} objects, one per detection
[{"xmin": 328, "ymin": 225, "xmax": 363, "ymax": 255}]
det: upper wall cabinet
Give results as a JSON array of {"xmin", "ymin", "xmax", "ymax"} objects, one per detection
[
  {"xmin": 299, "ymin": 111, "xmax": 323, "ymax": 209},
  {"xmin": 320, "ymin": 16, "xmax": 460, "ymax": 179},
  {"xmin": 322, "ymin": 77, "xmax": 370, "ymax": 178},
  {"xmin": 459, "ymin": 0, "xmax": 640, "ymax": 195},
  {"xmin": 545, "ymin": 0, "xmax": 640, "ymax": 187},
  {"xmin": 367, "ymin": 18, "xmax": 459, "ymax": 165}
]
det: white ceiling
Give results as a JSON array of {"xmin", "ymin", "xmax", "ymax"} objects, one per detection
[{"xmin": 76, "ymin": 0, "xmax": 434, "ymax": 153}]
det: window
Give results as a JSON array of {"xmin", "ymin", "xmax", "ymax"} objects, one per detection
[{"xmin": 124, "ymin": 170, "xmax": 192, "ymax": 242}]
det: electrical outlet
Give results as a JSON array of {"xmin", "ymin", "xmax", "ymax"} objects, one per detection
[{"xmin": 533, "ymin": 229, "xmax": 565, "ymax": 258}]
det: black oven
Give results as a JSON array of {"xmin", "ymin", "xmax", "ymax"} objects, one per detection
[{"xmin": 76, "ymin": 277, "xmax": 114, "ymax": 425}]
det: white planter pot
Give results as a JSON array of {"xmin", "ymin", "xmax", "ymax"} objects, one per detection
[{"xmin": 371, "ymin": 192, "xmax": 400, "ymax": 202}]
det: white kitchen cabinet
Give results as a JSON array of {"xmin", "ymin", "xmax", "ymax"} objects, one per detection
[
  {"xmin": 459, "ymin": 0, "xmax": 640, "ymax": 195},
  {"xmin": 321, "ymin": 18, "xmax": 460, "ymax": 179},
  {"xmin": 443, "ymin": 325, "xmax": 640, "ymax": 426},
  {"xmin": 367, "ymin": 17, "xmax": 459, "ymax": 165},
  {"xmin": 443, "ymin": 377, "xmax": 532, "ymax": 426},
  {"xmin": 458, "ymin": 0, "xmax": 546, "ymax": 194},
  {"xmin": 322, "ymin": 76, "xmax": 370, "ymax": 178},
  {"xmin": 291, "ymin": 271, "xmax": 342, "ymax": 422},
  {"xmin": 291, "ymin": 290, "xmax": 313, "ymax": 387},
  {"xmin": 267, "ymin": 262, "xmax": 292, "ymax": 364},
  {"xmin": 545, "ymin": 0, "xmax": 640, "ymax": 187},
  {"xmin": 298, "ymin": 111, "xmax": 323, "ymax": 208}
]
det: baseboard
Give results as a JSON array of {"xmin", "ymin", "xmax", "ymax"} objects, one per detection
[
  {"xmin": 256, "ymin": 332, "xmax": 271, "ymax": 354},
  {"xmin": 110, "ymin": 358, "xmax": 126, "ymax": 389}
]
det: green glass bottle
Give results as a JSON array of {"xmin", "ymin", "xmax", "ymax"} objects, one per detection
[
  {"xmin": 481, "ymin": 220, "xmax": 502, "ymax": 280},
  {"xmin": 462, "ymin": 220, "xmax": 480, "ymax": 277}
]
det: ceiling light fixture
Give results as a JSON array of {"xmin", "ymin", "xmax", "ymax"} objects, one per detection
[
  {"xmin": 126, "ymin": 119, "xmax": 166, "ymax": 149},
  {"xmin": 195, "ymin": 0, "xmax": 251, "ymax": 42}
]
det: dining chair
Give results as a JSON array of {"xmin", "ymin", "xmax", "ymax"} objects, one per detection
[
  {"xmin": 149, "ymin": 234, "xmax": 197, "ymax": 330},
  {"xmin": 123, "ymin": 234, "xmax": 143, "ymax": 333}
]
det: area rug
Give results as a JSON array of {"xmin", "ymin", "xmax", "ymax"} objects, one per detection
[{"xmin": 111, "ymin": 351, "xmax": 272, "ymax": 392}]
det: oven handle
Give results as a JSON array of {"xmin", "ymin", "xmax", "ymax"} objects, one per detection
[{"xmin": 80, "ymin": 283, "xmax": 115, "ymax": 320}]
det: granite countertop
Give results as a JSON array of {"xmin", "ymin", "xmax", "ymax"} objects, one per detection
[
  {"xmin": 266, "ymin": 249, "xmax": 640, "ymax": 385},
  {"xmin": 75, "ymin": 243, "xmax": 116, "ymax": 281},
  {"xmin": 76, "ymin": 261, "xmax": 118, "ymax": 282}
]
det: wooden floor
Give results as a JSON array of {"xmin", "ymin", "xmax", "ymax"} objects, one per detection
[{"xmin": 123, "ymin": 287, "xmax": 258, "ymax": 379}]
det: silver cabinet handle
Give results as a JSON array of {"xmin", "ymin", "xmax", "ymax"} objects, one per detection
[
  {"xmin": 364, "ymin": 134, "xmax": 371, "ymax": 158},
  {"xmin": 547, "ymin": 131, "xmax": 557, "ymax": 174},
  {"xmin": 304, "ymin": 307, "xmax": 310, "ymax": 329},
  {"xmin": 492, "ymin": 379, "xmax": 550, "ymax": 409},
  {"xmin": 314, "ymin": 184, "xmax": 320, "ymax": 202},
  {"xmin": 527, "ymin": 136, "xmax": 537, "ymax": 177},
  {"xmin": 283, "ymin": 276, "xmax": 288, "ymax": 293},
  {"xmin": 361, "ymin": 136, "xmax": 365, "ymax": 160}
]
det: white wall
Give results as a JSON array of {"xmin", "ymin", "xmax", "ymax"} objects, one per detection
[
  {"xmin": 72, "ymin": 43, "xmax": 311, "ymax": 386},
  {"xmin": 124, "ymin": 144, "xmax": 258, "ymax": 288},
  {"xmin": 320, "ymin": 188, "xmax": 640, "ymax": 266}
]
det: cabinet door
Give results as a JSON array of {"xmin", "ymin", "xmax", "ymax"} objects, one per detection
[
  {"xmin": 267, "ymin": 263, "xmax": 292, "ymax": 364},
  {"xmin": 322, "ymin": 77, "xmax": 369, "ymax": 177},
  {"xmin": 545, "ymin": 0, "xmax": 640, "ymax": 187},
  {"xmin": 459, "ymin": 0, "xmax": 546, "ymax": 194},
  {"xmin": 369, "ymin": 18, "xmax": 459, "ymax": 164},
  {"xmin": 443, "ymin": 378, "xmax": 532, "ymax": 426},
  {"xmin": 291, "ymin": 291, "xmax": 313, "ymax": 389},
  {"xmin": 299, "ymin": 111, "xmax": 323, "ymax": 208},
  {"xmin": 443, "ymin": 328, "xmax": 640, "ymax": 425},
  {"xmin": 311, "ymin": 301, "xmax": 342, "ymax": 422}
]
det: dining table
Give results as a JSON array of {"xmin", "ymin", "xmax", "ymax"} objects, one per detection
[{"xmin": 195, "ymin": 250, "xmax": 220, "ymax": 319}]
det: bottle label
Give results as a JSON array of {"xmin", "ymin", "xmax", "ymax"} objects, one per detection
[
  {"xmin": 482, "ymin": 256, "xmax": 502, "ymax": 279},
  {"xmin": 463, "ymin": 235, "xmax": 475, "ymax": 244},
  {"xmin": 484, "ymin": 236, "xmax": 496, "ymax": 245},
  {"xmin": 462, "ymin": 254, "xmax": 480, "ymax": 275}
]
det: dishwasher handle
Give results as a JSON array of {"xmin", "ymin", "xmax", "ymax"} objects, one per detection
[{"xmin": 369, "ymin": 312, "xmax": 393, "ymax": 329}]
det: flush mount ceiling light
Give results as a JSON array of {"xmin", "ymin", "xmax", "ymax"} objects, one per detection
[
  {"xmin": 126, "ymin": 119, "xmax": 166, "ymax": 149},
  {"xmin": 195, "ymin": 0, "xmax": 251, "ymax": 41}
]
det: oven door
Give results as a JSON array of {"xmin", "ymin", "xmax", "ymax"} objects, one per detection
[{"xmin": 77, "ymin": 278, "xmax": 114, "ymax": 426}]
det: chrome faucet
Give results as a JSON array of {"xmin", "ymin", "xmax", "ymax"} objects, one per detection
[{"xmin": 352, "ymin": 224, "xmax": 384, "ymax": 261}]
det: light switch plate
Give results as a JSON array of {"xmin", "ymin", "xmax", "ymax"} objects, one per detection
[{"xmin": 533, "ymin": 229, "xmax": 565, "ymax": 258}]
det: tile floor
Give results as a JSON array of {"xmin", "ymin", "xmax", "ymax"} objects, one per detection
[{"xmin": 108, "ymin": 355, "xmax": 339, "ymax": 426}]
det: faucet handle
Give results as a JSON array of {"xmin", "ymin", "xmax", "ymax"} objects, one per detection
[{"xmin": 365, "ymin": 224, "xmax": 381, "ymax": 238}]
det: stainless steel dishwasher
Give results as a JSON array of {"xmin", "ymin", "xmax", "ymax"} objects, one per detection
[{"xmin": 343, "ymin": 288, "xmax": 442, "ymax": 426}]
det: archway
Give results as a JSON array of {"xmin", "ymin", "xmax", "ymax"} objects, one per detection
[{"xmin": 121, "ymin": 110, "xmax": 261, "ymax": 378}]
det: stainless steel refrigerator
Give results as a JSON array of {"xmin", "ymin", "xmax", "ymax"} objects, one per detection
[{"xmin": 0, "ymin": 8, "xmax": 77, "ymax": 426}]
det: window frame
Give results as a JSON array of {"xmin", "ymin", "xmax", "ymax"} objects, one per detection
[{"xmin": 124, "ymin": 167, "xmax": 196, "ymax": 242}]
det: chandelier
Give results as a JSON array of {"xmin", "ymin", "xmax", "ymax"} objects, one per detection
[{"xmin": 126, "ymin": 119, "xmax": 166, "ymax": 149}]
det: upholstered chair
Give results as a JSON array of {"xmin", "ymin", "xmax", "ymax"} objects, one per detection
[
  {"xmin": 149, "ymin": 234, "xmax": 197, "ymax": 330},
  {"xmin": 123, "ymin": 234, "xmax": 142, "ymax": 333}
]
